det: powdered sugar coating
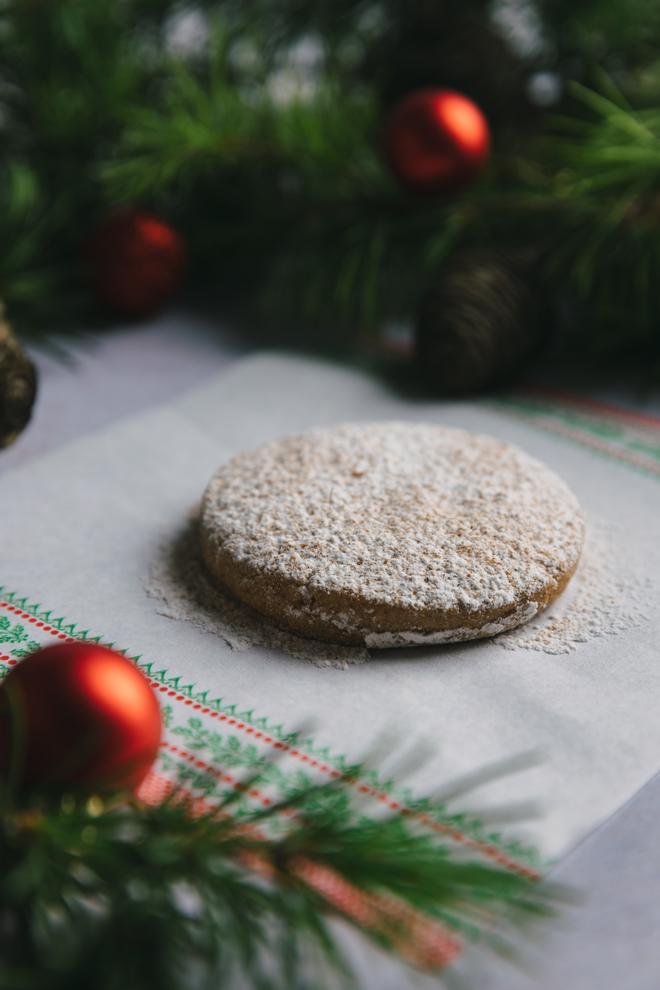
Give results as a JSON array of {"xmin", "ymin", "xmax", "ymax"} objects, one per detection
[{"xmin": 200, "ymin": 422, "xmax": 584, "ymax": 645}]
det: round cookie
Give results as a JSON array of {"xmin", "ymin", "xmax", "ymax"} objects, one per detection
[{"xmin": 199, "ymin": 422, "xmax": 584, "ymax": 647}]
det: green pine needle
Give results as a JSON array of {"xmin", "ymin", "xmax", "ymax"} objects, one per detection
[{"xmin": 0, "ymin": 761, "xmax": 559, "ymax": 990}]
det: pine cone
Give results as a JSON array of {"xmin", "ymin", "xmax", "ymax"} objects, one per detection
[
  {"xmin": 0, "ymin": 305, "xmax": 37, "ymax": 448},
  {"xmin": 415, "ymin": 249, "xmax": 548, "ymax": 395}
]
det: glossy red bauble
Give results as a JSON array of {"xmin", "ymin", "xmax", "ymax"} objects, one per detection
[
  {"xmin": 0, "ymin": 643, "xmax": 162, "ymax": 794},
  {"xmin": 87, "ymin": 208, "xmax": 186, "ymax": 317},
  {"xmin": 384, "ymin": 88, "xmax": 490, "ymax": 194}
]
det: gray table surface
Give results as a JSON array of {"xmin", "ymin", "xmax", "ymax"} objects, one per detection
[{"xmin": 3, "ymin": 312, "xmax": 659, "ymax": 989}]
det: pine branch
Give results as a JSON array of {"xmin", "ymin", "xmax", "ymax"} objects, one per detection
[
  {"xmin": 0, "ymin": 763, "xmax": 559, "ymax": 990},
  {"xmin": 99, "ymin": 25, "xmax": 384, "ymax": 202},
  {"xmin": 508, "ymin": 80, "xmax": 660, "ymax": 362}
]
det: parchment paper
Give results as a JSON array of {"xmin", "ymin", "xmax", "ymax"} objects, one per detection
[{"xmin": 1, "ymin": 352, "xmax": 659, "ymax": 865}]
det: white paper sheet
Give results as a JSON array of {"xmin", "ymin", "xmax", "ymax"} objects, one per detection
[{"xmin": 1, "ymin": 352, "xmax": 658, "ymax": 865}]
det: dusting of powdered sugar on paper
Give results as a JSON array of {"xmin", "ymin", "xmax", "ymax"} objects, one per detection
[
  {"xmin": 497, "ymin": 517, "xmax": 651, "ymax": 654},
  {"xmin": 146, "ymin": 511, "xmax": 649, "ymax": 664},
  {"xmin": 145, "ymin": 513, "xmax": 369, "ymax": 669}
]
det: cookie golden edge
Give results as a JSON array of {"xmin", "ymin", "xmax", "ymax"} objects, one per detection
[{"xmin": 199, "ymin": 517, "xmax": 585, "ymax": 649}]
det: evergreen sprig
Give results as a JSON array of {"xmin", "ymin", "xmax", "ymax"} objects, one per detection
[
  {"xmin": 0, "ymin": 764, "xmax": 557, "ymax": 990},
  {"xmin": 518, "ymin": 82, "xmax": 660, "ymax": 362}
]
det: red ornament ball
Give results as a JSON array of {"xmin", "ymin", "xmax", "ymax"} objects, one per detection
[
  {"xmin": 384, "ymin": 88, "xmax": 490, "ymax": 194},
  {"xmin": 0, "ymin": 643, "xmax": 162, "ymax": 794},
  {"xmin": 87, "ymin": 208, "xmax": 186, "ymax": 317}
]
